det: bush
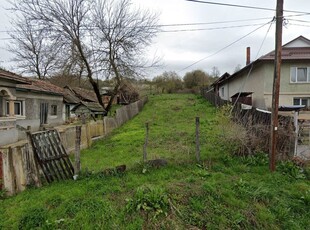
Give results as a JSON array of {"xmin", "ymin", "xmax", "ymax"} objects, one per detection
[
  {"xmin": 125, "ymin": 186, "xmax": 170, "ymax": 218},
  {"xmin": 278, "ymin": 161, "xmax": 306, "ymax": 179}
]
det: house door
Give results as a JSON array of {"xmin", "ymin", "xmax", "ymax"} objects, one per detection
[{"xmin": 40, "ymin": 103, "xmax": 49, "ymax": 125}]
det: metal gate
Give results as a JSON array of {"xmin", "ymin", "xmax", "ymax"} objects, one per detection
[{"xmin": 28, "ymin": 129, "xmax": 74, "ymax": 183}]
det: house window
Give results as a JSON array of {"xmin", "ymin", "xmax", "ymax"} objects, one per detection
[
  {"xmin": 5, "ymin": 100, "xmax": 25, "ymax": 116},
  {"xmin": 293, "ymin": 98, "xmax": 309, "ymax": 107},
  {"xmin": 6, "ymin": 101, "xmax": 9, "ymax": 115},
  {"xmin": 51, "ymin": 105, "xmax": 57, "ymax": 116},
  {"xmin": 290, "ymin": 67, "xmax": 310, "ymax": 83},
  {"xmin": 221, "ymin": 87, "xmax": 225, "ymax": 97},
  {"xmin": 14, "ymin": 101, "xmax": 23, "ymax": 116}
]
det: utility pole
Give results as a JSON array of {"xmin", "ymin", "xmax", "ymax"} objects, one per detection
[{"xmin": 270, "ymin": 0, "xmax": 284, "ymax": 172}]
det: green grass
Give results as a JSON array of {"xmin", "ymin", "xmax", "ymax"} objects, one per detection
[{"xmin": 0, "ymin": 94, "xmax": 309, "ymax": 229}]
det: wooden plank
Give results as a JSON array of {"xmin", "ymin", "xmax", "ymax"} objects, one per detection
[
  {"xmin": 31, "ymin": 133, "xmax": 55, "ymax": 182},
  {"xmin": 47, "ymin": 130, "xmax": 71, "ymax": 179},
  {"xmin": 50, "ymin": 130, "xmax": 74, "ymax": 179}
]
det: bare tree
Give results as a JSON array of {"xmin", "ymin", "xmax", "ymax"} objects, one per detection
[
  {"xmin": 9, "ymin": 0, "xmax": 159, "ymax": 112},
  {"xmin": 8, "ymin": 15, "xmax": 62, "ymax": 79}
]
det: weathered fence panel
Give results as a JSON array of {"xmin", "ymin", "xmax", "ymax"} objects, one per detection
[{"xmin": 28, "ymin": 130, "xmax": 74, "ymax": 183}]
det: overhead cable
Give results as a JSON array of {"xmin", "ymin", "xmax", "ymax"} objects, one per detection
[
  {"xmin": 185, "ymin": 0, "xmax": 310, "ymax": 15},
  {"xmin": 177, "ymin": 19, "xmax": 274, "ymax": 73}
]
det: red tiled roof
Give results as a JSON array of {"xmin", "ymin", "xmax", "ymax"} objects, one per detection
[
  {"xmin": 0, "ymin": 68, "xmax": 30, "ymax": 84},
  {"xmin": 17, "ymin": 79, "xmax": 64, "ymax": 96}
]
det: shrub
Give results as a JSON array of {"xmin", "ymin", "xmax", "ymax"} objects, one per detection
[
  {"xmin": 125, "ymin": 186, "xmax": 169, "ymax": 218},
  {"xmin": 278, "ymin": 161, "xmax": 306, "ymax": 179}
]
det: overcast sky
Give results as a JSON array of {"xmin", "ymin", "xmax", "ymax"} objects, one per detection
[{"xmin": 1, "ymin": 0, "xmax": 310, "ymax": 78}]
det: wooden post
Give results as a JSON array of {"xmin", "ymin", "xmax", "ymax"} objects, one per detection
[
  {"xmin": 143, "ymin": 122, "xmax": 149, "ymax": 162},
  {"xmin": 75, "ymin": 126, "xmax": 82, "ymax": 176},
  {"xmin": 269, "ymin": 0, "xmax": 284, "ymax": 172},
  {"xmin": 25, "ymin": 130, "xmax": 42, "ymax": 188},
  {"xmin": 293, "ymin": 111, "xmax": 299, "ymax": 156},
  {"xmin": 195, "ymin": 117, "xmax": 201, "ymax": 163}
]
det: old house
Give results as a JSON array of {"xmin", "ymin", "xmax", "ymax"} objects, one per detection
[
  {"xmin": 0, "ymin": 69, "xmax": 65, "ymax": 146},
  {"xmin": 64, "ymin": 86, "xmax": 106, "ymax": 119},
  {"xmin": 212, "ymin": 36, "xmax": 310, "ymax": 110}
]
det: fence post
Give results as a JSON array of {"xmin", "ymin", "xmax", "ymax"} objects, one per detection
[
  {"xmin": 195, "ymin": 117, "xmax": 201, "ymax": 163},
  {"xmin": 75, "ymin": 126, "xmax": 82, "ymax": 177},
  {"xmin": 143, "ymin": 122, "xmax": 149, "ymax": 162}
]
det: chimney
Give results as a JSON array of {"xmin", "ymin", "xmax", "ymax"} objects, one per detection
[{"xmin": 246, "ymin": 47, "xmax": 251, "ymax": 65}]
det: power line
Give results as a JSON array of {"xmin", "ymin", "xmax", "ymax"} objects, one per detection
[
  {"xmin": 158, "ymin": 17, "xmax": 272, "ymax": 27},
  {"xmin": 185, "ymin": 0, "xmax": 310, "ymax": 15},
  {"xmin": 160, "ymin": 22, "xmax": 268, "ymax": 33},
  {"xmin": 177, "ymin": 19, "xmax": 274, "ymax": 73},
  {"xmin": 0, "ymin": 17, "xmax": 274, "ymax": 34},
  {"xmin": 231, "ymin": 21, "xmax": 273, "ymax": 111}
]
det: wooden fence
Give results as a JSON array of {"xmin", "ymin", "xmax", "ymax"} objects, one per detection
[
  {"xmin": 0, "ymin": 97, "xmax": 148, "ymax": 195},
  {"xmin": 202, "ymin": 91, "xmax": 295, "ymax": 158}
]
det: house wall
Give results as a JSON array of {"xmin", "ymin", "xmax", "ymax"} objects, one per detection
[
  {"xmin": 15, "ymin": 91, "xmax": 63, "ymax": 130},
  {"xmin": 221, "ymin": 66, "xmax": 266, "ymax": 108},
  {"xmin": 220, "ymin": 61, "xmax": 310, "ymax": 110},
  {"xmin": 263, "ymin": 61, "xmax": 310, "ymax": 109}
]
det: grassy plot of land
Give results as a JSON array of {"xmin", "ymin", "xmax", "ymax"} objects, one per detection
[{"xmin": 0, "ymin": 94, "xmax": 309, "ymax": 229}]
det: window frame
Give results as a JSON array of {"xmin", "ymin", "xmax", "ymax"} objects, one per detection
[
  {"xmin": 5, "ymin": 100, "xmax": 25, "ymax": 117},
  {"xmin": 293, "ymin": 97, "xmax": 310, "ymax": 107},
  {"xmin": 51, "ymin": 104, "xmax": 58, "ymax": 116},
  {"xmin": 221, "ymin": 87, "xmax": 225, "ymax": 97},
  {"xmin": 290, "ymin": 67, "xmax": 310, "ymax": 83}
]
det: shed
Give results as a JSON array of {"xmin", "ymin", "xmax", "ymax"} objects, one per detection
[
  {"xmin": 71, "ymin": 101, "xmax": 105, "ymax": 120},
  {"xmin": 231, "ymin": 92, "xmax": 253, "ymax": 105}
]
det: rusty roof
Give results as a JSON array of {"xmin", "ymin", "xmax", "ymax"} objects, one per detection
[
  {"xmin": 63, "ymin": 88, "xmax": 81, "ymax": 104},
  {"xmin": 70, "ymin": 86, "xmax": 98, "ymax": 102}
]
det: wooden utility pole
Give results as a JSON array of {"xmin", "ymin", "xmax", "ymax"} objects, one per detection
[{"xmin": 270, "ymin": 0, "xmax": 284, "ymax": 172}]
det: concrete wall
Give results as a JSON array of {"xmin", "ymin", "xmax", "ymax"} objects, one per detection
[{"xmin": 0, "ymin": 140, "xmax": 41, "ymax": 195}]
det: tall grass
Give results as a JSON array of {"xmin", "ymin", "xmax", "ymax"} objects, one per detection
[{"xmin": 0, "ymin": 94, "xmax": 309, "ymax": 229}]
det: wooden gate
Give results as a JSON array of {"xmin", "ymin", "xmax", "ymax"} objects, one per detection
[{"xmin": 28, "ymin": 129, "xmax": 74, "ymax": 183}]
